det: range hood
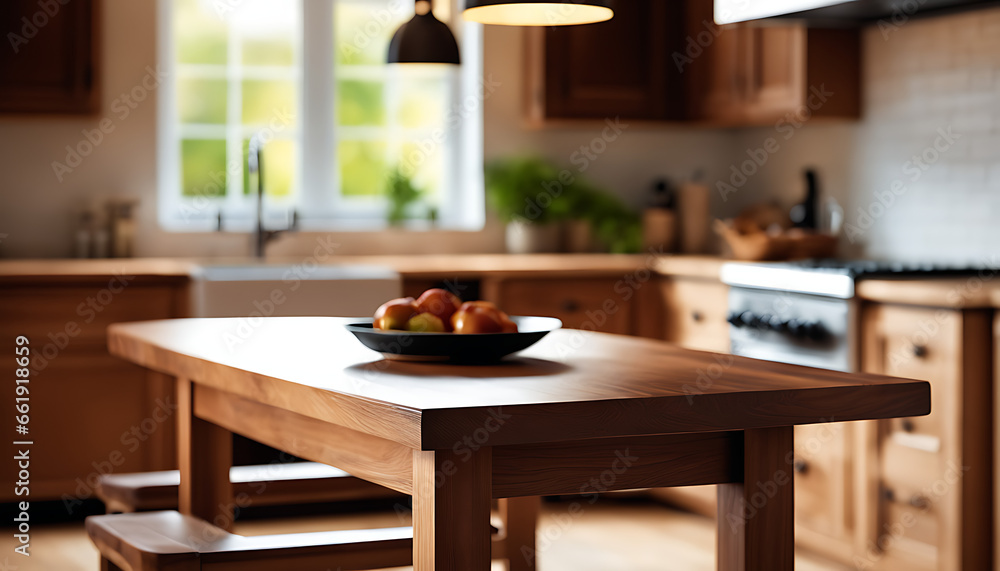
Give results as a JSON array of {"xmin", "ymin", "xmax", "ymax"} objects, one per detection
[{"xmin": 715, "ymin": 0, "xmax": 998, "ymax": 24}]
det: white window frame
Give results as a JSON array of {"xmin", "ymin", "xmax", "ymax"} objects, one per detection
[{"xmin": 157, "ymin": 0, "xmax": 485, "ymax": 233}]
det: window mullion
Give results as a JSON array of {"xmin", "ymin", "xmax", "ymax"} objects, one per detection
[{"xmin": 301, "ymin": 0, "xmax": 335, "ymax": 220}]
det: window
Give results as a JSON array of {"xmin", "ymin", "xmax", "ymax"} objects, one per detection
[{"xmin": 157, "ymin": 0, "xmax": 484, "ymax": 231}]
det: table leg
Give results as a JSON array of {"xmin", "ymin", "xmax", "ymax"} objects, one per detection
[
  {"xmin": 176, "ymin": 377, "xmax": 233, "ymax": 531},
  {"xmin": 717, "ymin": 426, "xmax": 794, "ymax": 571},
  {"xmin": 500, "ymin": 496, "xmax": 541, "ymax": 571},
  {"xmin": 413, "ymin": 447, "xmax": 492, "ymax": 571}
]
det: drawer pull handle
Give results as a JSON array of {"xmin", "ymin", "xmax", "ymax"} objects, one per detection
[
  {"xmin": 901, "ymin": 419, "xmax": 915, "ymax": 432},
  {"xmin": 882, "ymin": 487, "xmax": 895, "ymax": 502},
  {"xmin": 561, "ymin": 300, "xmax": 580, "ymax": 313},
  {"xmin": 692, "ymin": 311, "xmax": 704, "ymax": 322},
  {"xmin": 911, "ymin": 344, "xmax": 928, "ymax": 358},
  {"xmin": 909, "ymin": 494, "xmax": 930, "ymax": 510},
  {"xmin": 793, "ymin": 460, "xmax": 808, "ymax": 474}
]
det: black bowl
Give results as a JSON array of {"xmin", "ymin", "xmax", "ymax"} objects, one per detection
[{"xmin": 345, "ymin": 316, "xmax": 562, "ymax": 363}]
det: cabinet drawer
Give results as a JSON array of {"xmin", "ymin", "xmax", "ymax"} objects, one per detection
[
  {"xmin": 659, "ymin": 278, "xmax": 729, "ymax": 352},
  {"xmin": 0, "ymin": 284, "xmax": 178, "ymax": 357},
  {"xmin": 485, "ymin": 278, "xmax": 631, "ymax": 335}
]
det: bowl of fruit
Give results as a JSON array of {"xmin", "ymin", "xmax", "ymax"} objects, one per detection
[{"xmin": 345, "ymin": 288, "xmax": 561, "ymax": 362}]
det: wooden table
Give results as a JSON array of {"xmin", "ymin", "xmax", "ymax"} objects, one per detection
[{"xmin": 108, "ymin": 317, "xmax": 930, "ymax": 571}]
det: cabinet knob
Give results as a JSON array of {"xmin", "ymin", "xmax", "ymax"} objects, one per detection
[
  {"xmin": 909, "ymin": 494, "xmax": 930, "ymax": 510},
  {"xmin": 881, "ymin": 487, "xmax": 895, "ymax": 502},
  {"xmin": 911, "ymin": 344, "xmax": 928, "ymax": 358},
  {"xmin": 560, "ymin": 299, "xmax": 580, "ymax": 313},
  {"xmin": 793, "ymin": 460, "xmax": 808, "ymax": 474},
  {"xmin": 692, "ymin": 311, "xmax": 704, "ymax": 322},
  {"xmin": 901, "ymin": 418, "xmax": 915, "ymax": 433}
]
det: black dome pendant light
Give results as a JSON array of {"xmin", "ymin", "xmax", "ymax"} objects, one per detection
[
  {"xmin": 463, "ymin": 0, "xmax": 613, "ymax": 26},
  {"xmin": 387, "ymin": 0, "xmax": 461, "ymax": 65}
]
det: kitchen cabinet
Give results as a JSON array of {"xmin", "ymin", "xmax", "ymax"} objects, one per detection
[
  {"xmin": 860, "ymin": 303, "xmax": 992, "ymax": 571},
  {"xmin": 685, "ymin": 0, "xmax": 860, "ymax": 126},
  {"xmin": 525, "ymin": 0, "xmax": 859, "ymax": 126},
  {"xmin": 482, "ymin": 277, "xmax": 632, "ymax": 335},
  {"xmin": 523, "ymin": 0, "xmax": 686, "ymax": 122},
  {"xmin": 653, "ymin": 276, "xmax": 730, "ymax": 352},
  {"xmin": 0, "ymin": 275, "xmax": 188, "ymax": 503},
  {"xmin": 0, "ymin": 0, "xmax": 99, "ymax": 114}
]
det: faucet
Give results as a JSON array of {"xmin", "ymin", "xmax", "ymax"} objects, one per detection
[{"xmin": 247, "ymin": 132, "xmax": 297, "ymax": 259}]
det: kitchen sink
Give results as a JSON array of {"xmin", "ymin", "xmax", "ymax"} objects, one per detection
[{"xmin": 191, "ymin": 263, "xmax": 401, "ymax": 318}]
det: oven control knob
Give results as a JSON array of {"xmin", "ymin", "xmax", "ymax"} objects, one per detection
[
  {"xmin": 758, "ymin": 314, "xmax": 775, "ymax": 331},
  {"xmin": 727, "ymin": 311, "xmax": 744, "ymax": 327},
  {"xmin": 768, "ymin": 316, "xmax": 788, "ymax": 332},
  {"xmin": 806, "ymin": 322, "xmax": 828, "ymax": 342},
  {"xmin": 739, "ymin": 311, "xmax": 758, "ymax": 329},
  {"xmin": 787, "ymin": 319, "xmax": 807, "ymax": 339}
]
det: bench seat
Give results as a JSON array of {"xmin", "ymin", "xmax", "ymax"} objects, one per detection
[
  {"xmin": 86, "ymin": 510, "xmax": 414, "ymax": 571},
  {"xmin": 96, "ymin": 463, "xmax": 403, "ymax": 513}
]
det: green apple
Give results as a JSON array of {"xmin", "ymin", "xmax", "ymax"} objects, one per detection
[{"xmin": 407, "ymin": 312, "xmax": 446, "ymax": 332}]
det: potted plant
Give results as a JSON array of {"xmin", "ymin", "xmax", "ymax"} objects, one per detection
[
  {"xmin": 485, "ymin": 157, "xmax": 571, "ymax": 253},
  {"xmin": 386, "ymin": 167, "xmax": 421, "ymax": 227}
]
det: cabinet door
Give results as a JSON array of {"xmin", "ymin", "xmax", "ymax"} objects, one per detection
[
  {"xmin": 534, "ymin": 0, "xmax": 684, "ymax": 120},
  {"xmin": 0, "ymin": 283, "xmax": 183, "ymax": 502},
  {"xmin": 658, "ymin": 277, "xmax": 729, "ymax": 352},
  {"xmin": 685, "ymin": 0, "xmax": 745, "ymax": 123},
  {"xmin": 0, "ymin": 0, "xmax": 98, "ymax": 113},
  {"xmin": 742, "ymin": 26, "xmax": 805, "ymax": 123},
  {"xmin": 860, "ymin": 304, "xmax": 992, "ymax": 571},
  {"xmin": 794, "ymin": 422, "xmax": 857, "ymax": 564},
  {"xmin": 483, "ymin": 277, "xmax": 631, "ymax": 335}
]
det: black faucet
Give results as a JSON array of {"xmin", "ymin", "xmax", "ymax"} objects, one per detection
[{"xmin": 247, "ymin": 132, "xmax": 297, "ymax": 259}]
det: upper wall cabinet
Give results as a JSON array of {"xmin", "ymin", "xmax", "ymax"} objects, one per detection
[
  {"xmin": 0, "ymin": 0, "xmax": 99, "ymax": 114},
  {"xmin": 686, "ymin": 0, "xmax": 861, "ymax": 126},
  {"xmin": 525, "ymin": 0, "xmax": 860, "ymax": 126},
  {"xmin": 524, "ymin": 0, "xmax": 687, "ymax": 123}
]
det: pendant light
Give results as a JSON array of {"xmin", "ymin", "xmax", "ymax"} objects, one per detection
[
  {"xmin": 387, "ymin": 0, "xmax": 461, "ymax": 64},
  {"xmin": 463, "ymin": 0, "xmax": 613, "ymax": 26}
]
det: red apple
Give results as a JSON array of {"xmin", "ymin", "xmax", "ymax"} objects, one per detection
[
  {"xmin": 408, "ymin": 312, "xmax": 446, "ymax": 332},
  {"xmin": 373, "ymin": 297, "xmax": 418, "ymax": 330},
  {"xmin": 414, "ymin": 288, "xmax": 462, "ymax": 331},
  {"xmin": 451, "ymin": 301, "xmax": 508, "ymax": 334}
]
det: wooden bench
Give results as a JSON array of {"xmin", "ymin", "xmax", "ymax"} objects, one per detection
[
  {"xmin": 86, "ymin": 510, "xmax": 413, "ymax": 571},
  {"xmin": 96, "ymin": 462, "xmax": 403, "ymax": 514}
]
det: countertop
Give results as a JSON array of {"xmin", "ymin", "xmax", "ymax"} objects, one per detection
[
  {"xmin": 0, "ymin": 254, "xmax": 723, "ymax": 280},
  {"xmin": 2, "ymin": 255, "xmax": 997, "ymax": 308}
]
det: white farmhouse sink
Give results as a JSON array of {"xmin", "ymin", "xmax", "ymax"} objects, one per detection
[{"xmin": 190, "ymin": 263, "xmax": 401, "ymax": 318}]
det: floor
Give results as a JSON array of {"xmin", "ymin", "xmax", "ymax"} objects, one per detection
[{"xmin": 1, "ymin": 500, "xmax": 851, "ymax": 571}]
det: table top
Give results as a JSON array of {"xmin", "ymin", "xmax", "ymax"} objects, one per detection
[{"xmin": 108, "ymin": 317, "xmax": 930, "ymax": 450}]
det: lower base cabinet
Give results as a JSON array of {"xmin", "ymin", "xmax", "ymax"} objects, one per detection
[
  {"xmin": 860, "ymin": 303, "xmax": 992, "ymax": 571},
  {"xmin": 0, "ymin": 277, "xmax": 188, "ymax": 503},
  {"xmin": 640, "ymin": 282, "xmax": 994, "ymax": 571}
]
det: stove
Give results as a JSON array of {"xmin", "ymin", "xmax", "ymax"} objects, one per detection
[{"xmin": 720, "ymin": 260, "xmax": 994, "ymax": 372}]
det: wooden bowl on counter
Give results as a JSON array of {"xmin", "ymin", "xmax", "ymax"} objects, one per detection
[{"xmin": 714, "ymin": 219, "xmax": 838, "ymax": 261}]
